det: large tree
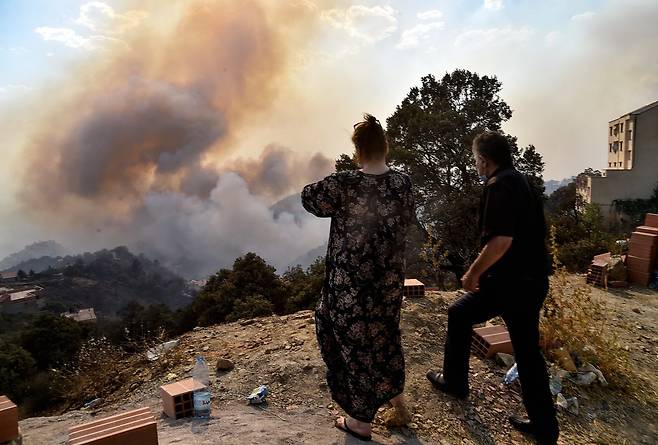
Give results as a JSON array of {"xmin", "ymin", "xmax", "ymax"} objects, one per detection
[{"xmin": 385, "ymin": 70, "xmax": 545, "ymax": 273}]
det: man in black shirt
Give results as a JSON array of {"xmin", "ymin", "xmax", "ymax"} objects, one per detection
[{"xmin": 426, "ymin": 131, "xmax": 559, "ymax": 444}]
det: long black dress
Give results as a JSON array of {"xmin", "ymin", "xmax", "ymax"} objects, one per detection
[{"xmin": 301, "ymin": 169, "xmax": 415, "ymax": 423}]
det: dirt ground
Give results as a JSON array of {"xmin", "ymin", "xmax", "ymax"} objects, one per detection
[{"xmin": 18, "ymin": 275, "xmax": 658, "ymax": 444}]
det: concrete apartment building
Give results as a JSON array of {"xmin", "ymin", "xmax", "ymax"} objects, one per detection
[{"xmin": 579, "ymin": 100, "xmax": 658, "ymax": 212}]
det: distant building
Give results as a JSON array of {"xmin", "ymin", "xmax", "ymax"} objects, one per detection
[
  {"xmin": 0, "ymin": 287, "xmax": 41, "ymax": 314},
  {"xmin": 579, "ymin": 100, "xmax": 658, "ymax": 212},
  {"xmin": 62, "ymin": 308, "xmax": 97, "ymax": 323},
  {"xmin": 0, "ymin": 271, "xmax": 18, "ymax": 282}
]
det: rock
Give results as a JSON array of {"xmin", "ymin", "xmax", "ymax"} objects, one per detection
[
  {"xmin": 495, "ymin": 352, "xmax": 515, "ymax": 369},
  {"xmin": 165, "ymin": 372, "xmax": 178, "ymax": 381},
  {"xmin": 633, "ymin": 308, "xmax": 642, "ymax": 314},
  {"xmin": 202, "ymin": 346, "xmax": 210, "ymax": 352},
  {"xmin": 216, "ymin": 358, "xmax": 235, "ymax": 371}
]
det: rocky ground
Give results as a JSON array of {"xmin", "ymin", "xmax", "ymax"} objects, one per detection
[{"xmin": 17, "ymin": 276, "xmax": 658, "ymax": 444}]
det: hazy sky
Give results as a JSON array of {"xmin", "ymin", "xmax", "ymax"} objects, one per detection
[{"xmin": 1, "ymin": 0, "xmax": 657, "ymax": 263}]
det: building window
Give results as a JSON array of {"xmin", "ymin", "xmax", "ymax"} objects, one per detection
[
  {"xmin": 620, "ymin": 141, "xmax": 623, "ymax": 150},
  {"xmin": 621, "ymin": 123, "xmax": 624, "ymax": 132},
  {"xmin": 610, "ymin": 127, "xmax": 613, "ymax": 136},
  {"xmin": 609, "ymin": 162, "xmax": 612, "ymax": 167},
  {"xmin": 609, "ymin": 144, "xmax": 612, "ymax": 152},
  {"xmin": 629, "ymin": 129, "xmax": 632, "ymax": 140}
]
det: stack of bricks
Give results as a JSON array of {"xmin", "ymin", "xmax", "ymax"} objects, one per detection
[
  {"xmin": 472, "ymin": 325, "xmax": 513, "ymax": 358},
  {"xmin": 626, "ymin": 213, "xmax": 658, "ymax": 286},
  {"xmin": 68, "ymin": 407, "xmax": 158, "ymax": 445},
  {"xmin": 586, "ymin": 252, "xmax": 611, "ymax": 288},
  {"xmin": 159, "ymin": 378, "xmax": 205, "ymax": 419},
  {"xmin": 0, "ymin": 395, "xmax": 19, "ymax": 444},
  {"xmin": 403, "ymin": 279, "xmax": 425, "ymax": 298}
]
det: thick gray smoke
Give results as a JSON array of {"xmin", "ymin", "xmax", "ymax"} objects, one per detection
[{"xmin": 8, "ymin": 0, "xmax": 335, "ymax": 277}]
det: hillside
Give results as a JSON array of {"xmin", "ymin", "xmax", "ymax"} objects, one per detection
[
  {"xmin": 0, "ymin": 241, "xmax": 68, "ymax": 271},
  {"xmin": 16, "ymin": 279, "xmax": 658, "ymax": 444},
  {"xmin": 2, "ymin": 246, "xmax": 192, "ymax": 317}
]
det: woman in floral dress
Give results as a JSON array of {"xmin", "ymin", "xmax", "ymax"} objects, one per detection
[{"xmin": 301, "ymin": 114, "xmax": 415, "ymax": 441}]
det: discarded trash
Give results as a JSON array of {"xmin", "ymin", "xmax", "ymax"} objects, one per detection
[
  {"xmin": 578, "ymin": 363, "xmax": 608, "ymax": 386},
  {"xmin": 83, "ymin": 398, "xmax": 101, "ymax": 409},
  {"xmin": 193, "ymin": 387, "xmax": 211, "ymax": 419},
  {"xmin": 549, "ymin": 368, "xmax": 570, "ymax": 396},
  {"xmin": 556, "ymin": 393, "xmax": 579, "ymax": 415},
  {"xmin": 247, "ymin": 385, "xmax": 269, "ymax": 404},
  {"xmin": 549, "ymin": 375, "xmax": 562, "ymax": 396},
  {"xmin": 146, "ymin": 339, "xmax": 179, "ymax": 361},
  {"xmin": 192, "ymin": 356, "xmax": 211, "ymax": 418},
  {"xmin": 503, "ymin": 363, "xmax": 519, "ymax": 385},
  {"xmin": 192, "ymin": 356, "xmax": 210, "ymax": 387},
  {"xmin": 575, "ymin": 372, "xmax": 597, "ymax": 386}
]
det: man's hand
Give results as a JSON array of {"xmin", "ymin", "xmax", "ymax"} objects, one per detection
[{"xmin": 461, "ymin": 272, "xmax": 480, "ymax": 293}]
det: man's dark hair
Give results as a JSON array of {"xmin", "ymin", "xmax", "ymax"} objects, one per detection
[{"xmin": 473, "ymin": 131, "xmax": 513, "ymax": 168}]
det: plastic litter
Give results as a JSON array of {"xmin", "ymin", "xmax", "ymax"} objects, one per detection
[
  {"xmin": 192, "ymin": 356, "xmax": 211, "ymax": 418},
  {"xmin": 503, "ymin": 363, "xmax": 519, "ymax": 385},
  {"xmin": 574, "ymin": 362, "xmax": 608, "ymax": 386},
  {"xmin": 146, "ymin": 339, "xmax": 179, "ymax": 361},
  {"xmin": 549, "ymin": 368, "xmax": 570, "ymax": 396},
  {"xmin": 247, "ymin": 385, "xmax": 269, "ymax": 405},
  {"xmin": 83, "ymin": 398, "xmax": 102, "ymax": 409},
  {"xmin": 556, "ymin": 393, "xmax": 579, "ymax": 415}
]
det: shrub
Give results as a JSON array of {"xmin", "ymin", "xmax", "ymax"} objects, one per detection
[
  {"xmin": 0, "ymin": 341, "xmax": 36, "ymax": 400},
  {"xmin": 540, "ymin": 227, "xmax": 631, "ymax": 389}
]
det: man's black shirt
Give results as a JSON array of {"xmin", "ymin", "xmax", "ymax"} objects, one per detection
[{"xmin": 479, "ymin": 167, "xmax": 548, "ymax": 280}]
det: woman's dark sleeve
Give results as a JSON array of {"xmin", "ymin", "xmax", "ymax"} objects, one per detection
[
  {"xmin": 301, "ymin": 173, "xmax": 343, "ymax": 218},
  {"xmin": 403, "ymin": 175, "xmax": 416, "ymax": 225}
]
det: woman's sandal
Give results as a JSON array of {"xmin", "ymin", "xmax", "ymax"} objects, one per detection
[{"xmin": 334, "ymin": 416, "xmax": 372, "ymax": 442}]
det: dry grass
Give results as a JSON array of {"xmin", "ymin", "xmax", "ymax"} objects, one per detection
[{"xmin": 540, "ymin": 226, "xmax": 633, "ymax": 391}]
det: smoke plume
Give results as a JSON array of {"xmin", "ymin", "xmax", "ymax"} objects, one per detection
[{"xmin": 10, "ymin": 0, "xmax": 336, "ymax": 277}]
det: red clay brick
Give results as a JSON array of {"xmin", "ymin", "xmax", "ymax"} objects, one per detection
[
  {"xmin": 403, "ymin": 279, "xmax": 425, "ymax": 298},
  {"xmin": 0, "ymin": 395, "xmax": 19, "ymax": 443},
  {"xmin": 626, "ymin": 255, "xmax": 655, "ymax": 273},
  {"xmin": 630, "ymin": 231, "xmax": 658, "ymax": 247},
  {"xmin": 160, "ymin": 378, "xmax": 205, "ymax": 419},
  {"xmin": 627, "ymin": 269, "xmax": 652, "ymax": 286},
  {"xmin": 636, "ymin": 225, "xmax": 658, "ymax": 236},
  {"xmin": 645, "ymin": 213, "xmax": 658, "ymax": 228},
  {"xmin": 628, "ymin": 241, "xmax": 657, "ymax": 259},
  {"xmin": 472, "ymin": 325, "xmax": 514, "ymax": 358},
  {"xmin": 68, "ymin": 406, "xmax": 158, "ymax": 445}
]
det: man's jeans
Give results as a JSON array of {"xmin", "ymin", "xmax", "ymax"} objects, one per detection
[{"xmin": 442, "ymin": 276, "xmax": 559, "ymax": 439}]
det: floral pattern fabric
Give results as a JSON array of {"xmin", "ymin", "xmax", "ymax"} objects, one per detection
[{"xmin": 301, "ymin": 169, "xmax": 415, "ymax": 423}]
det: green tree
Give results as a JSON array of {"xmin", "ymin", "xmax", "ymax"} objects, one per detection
[
  {"xmin": 282, "ymin": 257, "xmax": 325, "ymax": 313},
  {"xmin": 0, "ymin": 340, "xmax": 36, "ymax": 400},
  {"xmin": 335, "ymin": 153, "xmax": 359, "ymax": 172},
  {"xmin": 20, "ymin": 313, "xmax": 84, "ymax": 369},
  {"xmin": 384, "ymin": 70, "xmax": 545, "ymax": 272},
  {"xmin": 191, "ymin": 253, "xmax": 286, "ymax": 326}
]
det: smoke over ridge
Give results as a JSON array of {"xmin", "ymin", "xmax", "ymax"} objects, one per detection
[{"xmin": 8, "ymin": 0, "xmax": 337, "ymax": 277}]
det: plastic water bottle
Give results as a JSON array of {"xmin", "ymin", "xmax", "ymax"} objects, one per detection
[
  {"xmin": 503, "ymin": 363, "xmax": 519, "ymax": 385},
  {"xmin": 192, "ymin": 356, "xmax": 211, "ymax": 418}
]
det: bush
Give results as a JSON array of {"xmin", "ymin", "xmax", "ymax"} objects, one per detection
[
  {"xmin": 540, "ymin": 227, "xmax": 630, "ymax": 389},
  {"xmin": 0, "ymin": 341, "xmax": 36, "ymax": 400},
  {"xmin": 20, "ymin": 313, "xmax": 84, "ymax": 370},
  {"xmin": 282, "ymin": 257, "xmax": 325, "ymax": 313}
]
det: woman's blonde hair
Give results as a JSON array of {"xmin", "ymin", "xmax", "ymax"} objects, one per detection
[{"xmin": 352, "ymin": 113, "xmax": 388, "ymax": 164}]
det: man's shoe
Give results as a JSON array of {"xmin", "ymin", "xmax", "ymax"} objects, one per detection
[
  {"xmin": 426, "ymin": 370, "xmax": 468, "ymax": 399},
  {"xmin": 508, "ymin": 415, "xmax": 558, "ymax": 445}
]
